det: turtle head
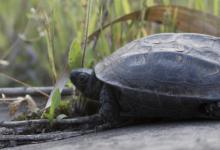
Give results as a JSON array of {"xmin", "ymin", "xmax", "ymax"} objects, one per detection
[
  {"xmin": 70, "ymin": 68, "xmax": 102, "ymax": 100},
  {"xmin": 70, "ymin": 68, "xmax": 92, "ymax": 93}
]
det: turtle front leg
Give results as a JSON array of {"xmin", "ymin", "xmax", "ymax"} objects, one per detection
[{"xmin": 98, "ymin": 84, "xmax": 123, "ymax": 129}]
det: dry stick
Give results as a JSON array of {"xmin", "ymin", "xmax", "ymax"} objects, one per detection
[
  {"xmin": 0, "ymin": 116, "xmax": 99, "ymax": 146},
  {"xmin": 0, "ymin": 87, "xmax": 73, "ymax": 97},
  {"xmin": 0, "ymin": 73, "xmax": 50, "ymax": 97},
  {"xmin": 0, "ymin": 115, "xmax": 101, "ymax": 128}
]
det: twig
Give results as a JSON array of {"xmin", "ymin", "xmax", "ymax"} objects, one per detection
[
  {"xmin": 0, "ymin": 87, "xmax": 73, "ymax": 97},
  {"xmin": 0, "ymin": 115, "xmax": 101, "ymax": 128},
  {"xmin": 0, "ymin": 73, "xmax": 50, "ymax": 97}
]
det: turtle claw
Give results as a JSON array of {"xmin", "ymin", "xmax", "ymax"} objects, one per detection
[
  {"xmin": 95, "ymin": 123, "xmax": 113, "ymax": 131},
  {"xmin": 95, "ymin": 119, "xmax": 134, "ymax": 131},
  {"xmin": 204, "ymin": 102, "xmax": 220, "ymax": 118}
]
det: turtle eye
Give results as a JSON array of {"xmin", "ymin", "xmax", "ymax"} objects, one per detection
[{"xmin": 78, "ymin": 74, "xmax": 87, "ymax": 85}]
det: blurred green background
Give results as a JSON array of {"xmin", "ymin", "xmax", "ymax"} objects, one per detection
[{"xmin": 0, "ymin": 0, "xmax": 219, "ymax": 87}]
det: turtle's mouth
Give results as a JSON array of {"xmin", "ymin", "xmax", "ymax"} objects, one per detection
[{"xmin": 70, "ymin": 71, "xmax": 79, "ymax": 85}]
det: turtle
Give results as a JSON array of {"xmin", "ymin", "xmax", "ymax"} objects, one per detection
[{"xmin": 70, "ymin": 33, "xmax": 220, "ymax": 129}]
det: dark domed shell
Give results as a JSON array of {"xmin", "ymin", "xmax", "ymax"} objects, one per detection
[{"xmin": 95, "ymin": 33, "xmax": 220, "ymax": 99}]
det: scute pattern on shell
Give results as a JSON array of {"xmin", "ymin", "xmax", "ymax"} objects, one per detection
[{"xmin": 95, "ymin": 33, "xmax": 220, "ymax": 99}]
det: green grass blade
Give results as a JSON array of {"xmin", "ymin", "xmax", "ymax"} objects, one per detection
[
  {"xmin": 213, "ymin": 0, "xmax": 219, "ymax": 15},
  {"xmin": 45, "ymin": 88, "xmax": 61, "ymax": 122},
  {"xmin": 163, "ymin": 0, "xmax": 171, "ymax": 5},
  {"xmin": 45, "ymin": 21, "xmax": 57, "ymax": 82},
  {"xmin": 68, "ymin": 40, "xmax": 82, "ymax": 69}
]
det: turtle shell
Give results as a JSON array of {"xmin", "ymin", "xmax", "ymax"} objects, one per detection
[{"xmin": 95, "ymin": 33, "xmax": 220, "ymax": 99}]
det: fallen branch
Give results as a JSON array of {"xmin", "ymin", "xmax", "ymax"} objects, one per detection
[
  {"xmin": 0, "ymin": 87, "xmax": 73, "ymax": 97},
  {"xmin": 0, "ymin": 115, "xmax": 101, "ymax": 128}
]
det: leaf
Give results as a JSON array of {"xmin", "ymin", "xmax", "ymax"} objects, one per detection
[
  {"xmin": 87, "ymin": 5, "xmax": 220, "ymax": 43},
  {"xmin": 68, "ymin": 40, "xmax": 82, "ymax": 69},
  {"xmin": 8, "ymin": 95, "xmax": 39, "ymax": 116},
  {"xmin": 46, "ymin": 88, "xmax": 61, "ymax": 122},
  {"xmin": 56, "ymin": 114, "xmax": 67, "ymax": 120},
  {"xmin": 43, "ymin": 71, "xmax": 69, "ymax": 122},
  {"xmin": 45, "ymin": 71, "xmax": 69, "ymax": 109}
]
